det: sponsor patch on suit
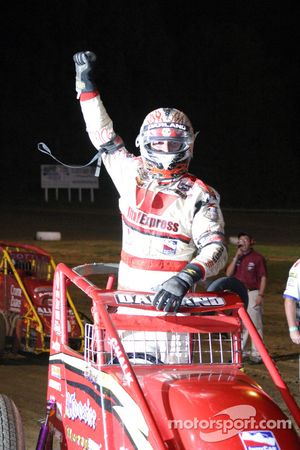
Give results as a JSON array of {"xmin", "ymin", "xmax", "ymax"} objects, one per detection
[{"xmin": 162, "ymin": 239, "xmax": 177, "ymax": 255}]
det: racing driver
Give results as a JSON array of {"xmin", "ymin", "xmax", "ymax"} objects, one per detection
[{"xmin": 73, "ymin": 51, "xmax": 228, "ymax": 361}]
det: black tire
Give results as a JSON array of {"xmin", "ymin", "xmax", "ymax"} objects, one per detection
[
  {"xmin": 0, "ymin": 315, "xmax": 6, "ymax": 355},
  {"xmin": 207, "ymin": 276, "xmax": 249, "ymax": 309},
  {"xmin": 0, "ymin": 394, "xmax": 25, "ymax": 450}
]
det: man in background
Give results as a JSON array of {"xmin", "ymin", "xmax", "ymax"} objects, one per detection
[
  {"xmin": 283, "ymin": 259, "xmax": 300, "ymax": 345},
  {"xmin": 226, "ymin": 232, "xmax": 267, "ymax": 363}
]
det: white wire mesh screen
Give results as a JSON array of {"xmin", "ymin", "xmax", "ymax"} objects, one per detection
[{"xmin": 84, "ymin": 324, "xmax": 240, "ymax": 366}]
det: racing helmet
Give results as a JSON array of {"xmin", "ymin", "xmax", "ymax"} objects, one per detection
[{"xmin": 135, "ymin": 107, "xmax": 195, "ymax": 179}]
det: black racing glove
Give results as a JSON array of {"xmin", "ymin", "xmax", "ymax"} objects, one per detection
[
  {"xmin": 153, "ymin": 263, "xmax": 203, "ymax": 313},
  {"xmin": 73, "ymin": 51, "xmax": 97, "ymax": 98}
]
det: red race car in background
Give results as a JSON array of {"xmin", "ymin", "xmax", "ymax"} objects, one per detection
[
  {"xmin": 35, "ymin": 262, "xmax": 299, "ymax": 449},
  {"xmin": 0, "ymin": 242, "xmax": 84, "ymax": 356}
]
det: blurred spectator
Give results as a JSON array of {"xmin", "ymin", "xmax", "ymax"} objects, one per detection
[
  {"xmin": 283, "ymin": 259, "xmax": 300, "ymax": 344},
  {"xmin": 226, "ymin": 232, "xmax": 267, "ymax": 363}
]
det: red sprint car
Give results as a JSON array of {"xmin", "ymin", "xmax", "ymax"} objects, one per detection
[
  {"xmin": 0, "ymin": 241, "xmax": 84, "ymax": 355},
  {"xmin": 35, "ymin": 262, "xmax": 299, "ymax": 449}
]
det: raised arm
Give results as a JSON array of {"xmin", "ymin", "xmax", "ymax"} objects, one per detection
[{"xmin": 73, "ymin": 51, "xmax": 116, "ymax": 148}]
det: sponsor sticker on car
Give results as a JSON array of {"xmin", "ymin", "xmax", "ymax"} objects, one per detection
[
  {"xmin": 239, "ymin": 430, "xmax": 280, "ymax": 450},
  {"xmin": 115, "ymin": 293, "xmax": 225, "ymax": 307}
]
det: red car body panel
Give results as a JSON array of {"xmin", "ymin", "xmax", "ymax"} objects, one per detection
[{"xmin": 38, "ymin": 262, "xmax": 299, "ymax": 449}]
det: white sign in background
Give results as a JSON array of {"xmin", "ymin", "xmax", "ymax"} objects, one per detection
[{"xmin": 41, "ymin": 165, "xmax": 99, "ymax": 201}]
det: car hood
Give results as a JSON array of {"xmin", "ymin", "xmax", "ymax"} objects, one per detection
[{"xmin": 134, "ymin": 366, "xmax": 299, "ymax": 449}]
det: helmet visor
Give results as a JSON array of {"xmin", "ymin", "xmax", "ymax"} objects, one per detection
[
  {"xmin": 149, "ymin": 140, "xmax": 184, "ymax": 153},
  {"xmin": 142, "ymin": 122, "xmax": 194, "ymax": 152}
]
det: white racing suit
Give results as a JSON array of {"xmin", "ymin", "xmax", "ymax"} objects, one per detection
[{"xmin": 79, "ymin": 93, "xmax": 228, "ymax": 363}]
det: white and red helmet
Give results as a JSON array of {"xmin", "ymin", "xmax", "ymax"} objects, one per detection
[{"xmin": 135, "ymin": 107, "xmax": 195, "ymax": 180}]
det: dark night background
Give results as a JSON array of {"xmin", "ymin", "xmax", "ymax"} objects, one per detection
[{"xmin": 1, "ymin": 1, "xmax": 299, "ymax": 209}]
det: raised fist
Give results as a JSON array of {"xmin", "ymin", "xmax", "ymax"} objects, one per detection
[
  {"xmin": 73, "ymin": 51, "xmax": 96, "ymax": 66},
  {"xmin": 73, "ymin": 51, "xmax": 97, "ymax": 98}
]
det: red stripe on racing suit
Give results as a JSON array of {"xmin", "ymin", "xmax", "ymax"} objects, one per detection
[{"xmin": 121, "ymin": 250, "xmax": 188, "ymax": 272}]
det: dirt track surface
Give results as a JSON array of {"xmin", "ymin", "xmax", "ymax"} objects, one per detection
[{"xmin": 0, "ymin": 205, "xmax": 299, "ymax": 449}]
